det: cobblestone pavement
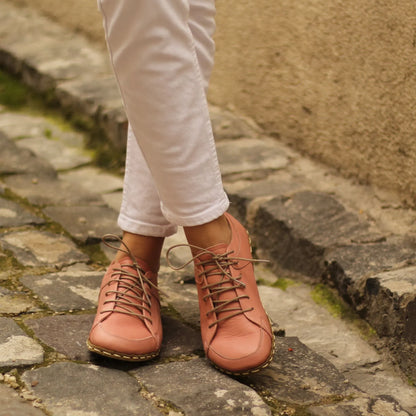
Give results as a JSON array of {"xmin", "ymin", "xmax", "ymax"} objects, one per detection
[
  {"xmin": 0, "ymin": 105, "xmax": 415, "ymax": 416},
  {"xmin": 0, "ymin": 1, "xmax": 415, "ymax": 415}
]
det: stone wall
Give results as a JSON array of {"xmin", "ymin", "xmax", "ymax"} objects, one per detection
[{"xmin": 9, "ymin": 0, "xmax": 416, "ymax": 205}]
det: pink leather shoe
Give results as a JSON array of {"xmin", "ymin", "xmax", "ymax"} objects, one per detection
[
  {"xmin": 87, "ymin": 237, "xmax": 162, "ymax": 361},
  {"xmin": 169, "ymin": 213, "xmax": 274, "ymax": 375}
]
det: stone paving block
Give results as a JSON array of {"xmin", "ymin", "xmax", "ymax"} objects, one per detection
[
  {"xmin": 245, "ymin": 337, "xmax": 355, "ymax": 406},
  {"xmin": 159, "ymin": 271, "xmax": 200, "ymax": 328},
  {"xmin": 159, "ymin": 315, "xmax": 202, "ymax": 358},
  {"xmin": 25, "ymin": 314, "xmax": 94, "ymax": 362},
  {"xmin": 252, "ymin": 191, "xmax": 379, "ymax": 278},
  {"xmin": 343, "ymin": 365, "xmax": 416, "ymax": 415},
  {"xmin": 216, "ymin": 138, "xmax": 289, "ymax": 176},
  {"xmin": 3, "ymin": 174, "xmax": 104, "ymax": 207},
  {"xmin": 354, "ymin": 266, "xmax": 416, "ymax": 342},
  {"xmin": 325, "ymin": 237, "xmax": 416, "ymax": 287},
  {"xmin": 0, "ymin": 132, "xmax": 56, "ymax": 177},
  {"xmin": 21, "ymin": 362, "xmax": 162, "ymax": 416},
  {"xmin": 0, "ymin": 197, "xmax": 44, "ymax": 228},
  {"xmin": 0, "ymin": 287, "xmax": 36, "ymax": 314},
  {"xmin": 225, "ymin": 171, "xmax": 305, "ymax": 202},
  {"xmin": 56, "ymin": 75, "xmax": 122, "ymax": 118},
  {"xmin": 0, "ymin": 112, "xmax": 49, "ymax": 139},
  {"xmin": 0, "ymin": 230, "xmax": 88, "ymax": 267},
  {"xmin": 0, "ymin": 317, "xmax": 43, "ymax": 367},
  {"xmin": 259, "ymin": 285, "xmax": 380, "ymax": 371},
  {"xmin": 209, "ymin": 105, "xmax": 259, "ymax": 140},
  {"xmin": 44, "ymin": 205, "xmax": 120, "ymax": 243},
  {"xmin": 20, "ymin": 265, "xmax": 102, "ymax": 312},
  {"xmin": 308, "ymin": 395, "xmax": 412, "ymax": 416},
  {"xmin": 59, "ymin": 166, "xmax": 124, "ymax": 194},
  {"xmin": 0, "ymin": 384, "xmax": 45, "ymax": 416},
  {"xmin": 17, "ymin": 136, "xmax": 91, "ymax": 170},
  {"xmin": 95, "ymin": 106, "xmax": 127, "ymax": 149},
  {"xmin": 102, "ymin": 191, "xmax": 123, "ymax": 211},
  {"xmin": 132, "ymin": 358, "xmax": 271, "ymax": 415}
]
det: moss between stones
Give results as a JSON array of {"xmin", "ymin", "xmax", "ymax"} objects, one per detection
[
  {"xmin": 271, "ymin": 277, "xmax": 297, "ymax": 291},
  {"xmin": 311, "ymin": 284, "xmax": 377, "ymax": 341},
  {"xmin": 0, "ymin": 70, "xmax": 31, "ymax": 109},
  {"xmin": 0, "ymin": 69, "xmax": 123, "ymax": 172}
]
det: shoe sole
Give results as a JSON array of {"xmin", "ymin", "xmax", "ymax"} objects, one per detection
[
  {"xmin": 86, "ymin": 339, "xmax": 160, "ymax": 362},
  {"xmin": 209, "ymin": 316, "xmax": 276, "ymax": 377}
]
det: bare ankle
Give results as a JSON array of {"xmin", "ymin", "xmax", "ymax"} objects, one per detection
[
  {"xmin": 184, "ymin": 214, "xmax": 231, "ymax": 250},
  {"xmin": 115, "ymin": 232, "xmax": 164, "ymax": 272}
]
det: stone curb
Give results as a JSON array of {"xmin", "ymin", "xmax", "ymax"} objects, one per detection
[{"xmin": 0, "ymin": 1, "xmax": 415, "ymax": 379}]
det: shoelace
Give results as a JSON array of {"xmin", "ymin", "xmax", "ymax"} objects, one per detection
[
  {"xmin": 100, "ymin": 234, "xmax": 160, "ymax": 323},
  {"xmin": 166, "ymin": 244, "xmax": 267, "ymax": 328}
]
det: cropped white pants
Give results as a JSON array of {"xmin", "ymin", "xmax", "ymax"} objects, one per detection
[{"xmin": 98, "ymin": 0, "xmax": 229, "ymax": 237}]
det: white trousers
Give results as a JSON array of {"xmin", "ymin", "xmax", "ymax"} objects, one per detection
[{"xmin": 98, "ymin": 0, "xmax": 229, "ymax": 237}]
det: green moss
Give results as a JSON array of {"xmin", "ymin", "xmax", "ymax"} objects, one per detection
[
  {"xmin": 271, "ymin": 277, "xmax": 296, "ymax": 291},
  {"xmin": 80, "ymin": 243, "xmax": 109, "ymax": 266},
  {"xmin": 311, "ymin": 284, "xmax": 346, "ymax": 319},
  {"xmin": 0, "ymin": 71, "xmax": 30, "ymax": 109},
  {"xmin": 311, "ymin": 284, "xmax": 377, "ymax": 340}
]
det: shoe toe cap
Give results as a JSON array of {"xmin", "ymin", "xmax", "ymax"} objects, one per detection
[
  {"xmin": 207, "ymin": 328, "xmax": 274, "ymax": 374},
  {"xmin": 89, "ymin": 320, "xmax": 160, "ymax": 356}
]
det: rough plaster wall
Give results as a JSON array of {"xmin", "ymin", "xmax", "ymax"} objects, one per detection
[
  {"xmin": 211, "ymin": 0, "xmax": 416, "ymax": 204},
  {"xmin": 8, "ymin": 0, "xmax": 416, "ymax": 204}
]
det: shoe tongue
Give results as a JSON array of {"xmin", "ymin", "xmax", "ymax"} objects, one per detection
[{"xmin": 195, "ymin": 243, "xmax": 228, "ymax": 261}]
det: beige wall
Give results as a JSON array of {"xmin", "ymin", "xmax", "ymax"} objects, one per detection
[{"xmin": 9, "ymin": 0, "xmax": 416, "ymax": 205}]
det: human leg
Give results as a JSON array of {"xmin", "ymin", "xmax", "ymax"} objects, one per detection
[
  {"xmin": 98, "ymin": 0, "xmax": 229, "ymax": 228},
  {"xmin": 91, "ymin": 0, "xmax": 273, "ymax": 372},
  {"xmin": 89, "ymin": 0, "xmax": 227, "ymax": 362}
]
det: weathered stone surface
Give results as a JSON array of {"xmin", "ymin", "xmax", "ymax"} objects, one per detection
[
  {"xmin": 0, "ymin": 197, "xmax": 44, "ymax": 228},
  {"xmin": 43, "ymin": 205, "xmax": 120, "ymax": 242},
  {"xmin": 0, "ymin": 287, "xmax": 36, "ymax": 314},
  {"xmin": 159, "ymin": 271, "xmax": 200, "ymax": 327},
  {"xmin": 252, "ymin": 191, "xmax": 378, "ymax": 278},
  {"xmin": 209, "ymin": 105, "xmax": 259, "ymax": 140},
  {"xmin": 3, "ymin": 174, "xmax": 104, "ymax": 207},
  {"xmin": 56, "ymin": 75, "xmax": 122, "ymax": 118},
  {"xmin": 133, "ymin": 358, "xmax": 271, "ymax": 415},
  {"xmin": 352, "ymin": 266, "xmax": 416, "ymax": 342},
  {"xmin": 224, "ymin": 171, "xmax": 305, "ymax": 202},
  {"xmin": 0, "ymin": 112, "xmax": 50, "ymax": 139},
  {"xmin": 0, "ymin": 384, "xmax": 45, "ymax": 416},
  {"xmin": 59, "ymin": 166, "xmax": 124, "ymax": 194},
  {"xmin": 26, "ymin": 314, "xmax": 95, "ymax": 361},
  {"xmin": 102, "ymin": 191, "xmax": 123, "ymax": 211},
  {"xmin": 309, "ymin": 395, "xmax": 412, "ymax": 416},
  {"xmin": 21, "ymin": 362, "xmax": 162, "ymax": 416},
  {"xmin": 343, "ymin": 365, "xmax": 416, "ymax": 415},
  {"xmin": 17, "ymin": 136, "xmax": 91, "ymax": 170},
  {"xmin": 325, "ymin": 237, "xmax": 416, "ymax": 286},
  {"xmin": 259, "ymin": 285, "xmax": 380, "ymax": 371},
  {"xmin": 0, "ymin": 230, "xmax": 88, "ymax": 267},
  {"xmin": 159, "ymin": 315, "xmax": 202, "ymax": 358},
  {"xmin": 20, "ymin": 265, "xmax": 102, "ymax": 312},
  {"xmin": 0, "ymin": 132, "xmax": 56, "ymax": 176},
  {"xmin": 0, "ymin": 317, "xmax": 43, "ymax": 367},
  {"xmin": 217, "ymin": 138, "xmax": 289, "ymax": 176},
  {"xmin": 245, "ymin": 338, "xmax": 355, "ymax": 406}
]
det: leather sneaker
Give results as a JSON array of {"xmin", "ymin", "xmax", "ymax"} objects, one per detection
[
  {"xmin": 168, "ymin": 213, "xmax": 274, "ymax": 374},
  {"xmin": 87, "ymin": 236, "xmax": 162, "ymax": 361}
]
